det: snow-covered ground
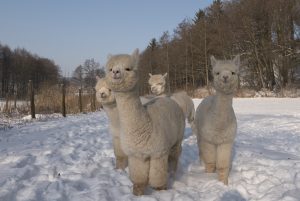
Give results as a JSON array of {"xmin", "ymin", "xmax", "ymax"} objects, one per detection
[{"xmin": 0, "ymin": 98, "xmax": 299, "ymax": 201}]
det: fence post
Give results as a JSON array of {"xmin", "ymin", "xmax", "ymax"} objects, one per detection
[
  {"xmin": 28, "ymin": 80, "xmax": 35, "ymax": 119},
  {"xmin": 14, "ymin": 90, "xmax": 17, "ymax": 109},
  {"xmin": 90, "ymin": 88, "xmax": 96, "ymax": 112},
  {"xmin": 61, "ymin": 83, "xmax": 66, "ymax": 117},
  {"xmin": 78, "ymin": 88, "xmax": 82, "ymax": 113},
  {"xmin": 4, "ymin": 93, "xmax": 9, "ymax": 113}
]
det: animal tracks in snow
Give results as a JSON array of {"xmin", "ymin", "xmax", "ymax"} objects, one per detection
[{"xmin": 0, "ymin": 98, "xmax": 299, "ymax": 201}]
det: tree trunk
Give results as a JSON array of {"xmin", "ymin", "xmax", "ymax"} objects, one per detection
[
  {"xmin": 78, "ymin": 88, "xmax": 82, "ymax": 113},
  {"xmin": 61, "ymin": 83, "xmax": 66, "ymax": 117},
  {"xmin": 28, "ymin": 80, "xmax": 35, "ymax": 119}
]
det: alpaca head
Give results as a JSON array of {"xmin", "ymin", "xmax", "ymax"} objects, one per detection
[
  {"xmin": 106, "ymin": 49, "xmax": 139, "ymax": 92},
  {"xmin": 148, "ymin": 73, "xmax": 167, "ymax": 95},
  {"xmin": 211, "ymin": 55, "xmax": 240, "ymax": 94},
  {"xmin": 95, "ymin": 77, "xmax": 116, "ymax": 105}
]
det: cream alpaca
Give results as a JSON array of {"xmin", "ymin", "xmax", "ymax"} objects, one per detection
[
  {"xmin": 194, "ymin": 55, "xmax": 240, "ymax": 185},
  {"xmin": 148, "ymin": 73, "xmax": 195, "ymax": 124},
  {"xmin": 106, "ymin": 49, "xmax": 185, "ymax": 195},
  {"xmin": 95, "ymin": 78, "xmax": 128, "ymax": 170}
]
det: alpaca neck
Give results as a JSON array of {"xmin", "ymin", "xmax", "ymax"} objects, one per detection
[
  {"xmin": 103, "ymin": 103, "xmax": 118, "ymax": 125},
  {"xmin": 212, "ymin": 91, "xmax": 233, "ymax": 119},
  {"xmin": 156, "ymin": 85, "xmax": 167, "ymax": 96},
  {"xmin": 114, "ymin": 88, "xmax": 152, "ymax": 143}
]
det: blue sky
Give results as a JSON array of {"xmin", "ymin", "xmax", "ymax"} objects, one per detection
[{"xmin": 0, "ymin": 0, "xmax": 212, "ymax": 75}]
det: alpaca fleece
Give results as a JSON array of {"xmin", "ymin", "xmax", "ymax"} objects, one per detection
[
  {"xmin": 106, "ymin": 49, "xmax": 185, "ymax": 195},
  {"xmin": 194, "ymin": 55, "xmax": 240, "ymax": 185},
  {"xmin": 95, "ymin": 78, "xmax": 128, "ymax": 170}
]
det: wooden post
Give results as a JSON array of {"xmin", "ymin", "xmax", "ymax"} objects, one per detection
[
  {"xmin": 28, "ymin": 80, "xmax": 35, "ymax": 119},
  {"xmin": 14, "ymin": 90, "xmax": 17, "ymax": 109},
  {"xmin": 78, "ymin": 88, "xmax": 82, "ymax": 113},
  {"xmin": 90, "ymin": 88, "xmax": 96, "ymax": 112},
  {"xmin": 61, "ymin": 83, "xmax": 66, "ymax": 117},
  {"xmin": 4, "ymin": 93, "xmax": 9, "ymax": 113}
]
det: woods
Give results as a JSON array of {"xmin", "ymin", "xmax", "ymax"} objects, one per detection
[
  {"xmin": 138, "ymin": 0, "xmax": 300, "ymax": 95},
  {"xmin": 0, "ymin": 44, "xmax": 60, "ymax": 99}
]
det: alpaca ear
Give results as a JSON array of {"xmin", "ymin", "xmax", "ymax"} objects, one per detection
[
  {"xmin": 107, "ymin": 53, "xmax": 112, "ymax": 61},
  {"xmin": 132, "ymin": 48, "xmax": 139, "ymax": 60},
  {"xmin": 132, "ymin": 48, "xmax": 139, "ymax": 69},
  {"xmin": 96, "ymin": 75, "xmax": 101, "ymax": 81},
  {"xmin": 233, "ymin": 55, "xmax": 240, "ymax": 68},
  {"xmin": 210, "ymin": 56, "xmax": 217, "ymax": 67},
  {"xmin": 149, "ymin": 73, "xmax": 153, "ymax": 77},
  {"xmin": 163, "ymin": 73, "xmax": 168, "ymax": 79}
]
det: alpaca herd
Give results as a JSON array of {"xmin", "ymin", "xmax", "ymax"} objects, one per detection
[{"xmin": 95, "ymin": 49, "xmax": 240, "ymax": 196}]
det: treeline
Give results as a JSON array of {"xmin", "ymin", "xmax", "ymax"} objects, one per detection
[
  {"xmin": 138, "ymin": 0, "xmax": 300, "ymax": 94},
  {"xmin": 72, "ymin": 59, "xmax": 105, "ymax": 89},
  {"xmin": 0, "ymin": 43, "xmax": 61, "ymax": 98}
]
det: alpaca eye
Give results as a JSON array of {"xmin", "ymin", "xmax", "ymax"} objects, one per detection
[
  {"xmin": 216, "ymin": 72, "xmax": 220, "ymax": 75},
  {"xmin": 125, "ymin": 68, "xmax": 131, "ymax": 71},
  {"xmin": 232, "ymin": 72, "xmax": 235, "ymax": 75},
  {"xmin": 109, "ymin": 89, "xmax": 111, "ymax": 92},
  {"xmin": 109, "ymin": 68, "xmax": 112, "ymax": 72}
]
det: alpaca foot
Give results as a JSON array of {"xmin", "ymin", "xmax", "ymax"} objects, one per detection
[
  {"xmin": 152, "ymin": 185, "xmax": 167, "ymax": 191},
  {"xmin": 133, "ymin": 183, "xmax": 146, "ymax": 196},
  {"xmin": 116, "ymin": 157, "xmax": 128, "ymax": 170},
  {"xmin": 218, "ymin": 168, "xmax": 229, "ymax": 185},
  {"xmin": 205, "ymin": 163, "xmax": 216, "ymax": 173}
]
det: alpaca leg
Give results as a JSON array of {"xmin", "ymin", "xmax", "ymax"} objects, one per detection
[
  {"xmin": 216, "ymin": 143, "xmax": 233, "ymax": 185},
  {"xmin": 113, "ymin": 137, "xmax": 128, "ymax": 170},
  {"xmin": 188, "ymin": 109, "xmax": 195, "ymax": 125},
  {"xmin": 168, "ymin": 142, "xmax": 182, "ymax": 175},
  {"xmin": 116, "ymin": 156, "xmax": 128, "ymax": 170},
  {"xmin": 149, "ymin": 154, "xmax": 168, "ymax": 190},
  {"xmin": 200, "ymin": 140, "xmax": 216, "ymax": 173},
  {"xmin": 128, "ymin": 157, "xmax": 150, "ymax": 195}
]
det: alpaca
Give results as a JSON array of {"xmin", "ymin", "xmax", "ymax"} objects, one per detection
[
  {"xmin": 194, "ymin": 55, "xmax": 240, "ymax": 185},
  {"xmin": 105, "ymin": 49, "xmax": 185, "ymax": 195},
  {"xmin": 95, "ymin": 77, "xmax": 128, "ymax": 170},
  {"xmin": 148, "ymin": 73, "xmax": 195, "ymax": 125}
]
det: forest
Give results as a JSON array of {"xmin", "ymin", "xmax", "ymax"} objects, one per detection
[
  {"xmin": 138, "ymin": 0, "xmax": 300, "ymax": 94},
  {"xmin": 0, "ymin": 45, "xmax": 61, "ymax": 98}
]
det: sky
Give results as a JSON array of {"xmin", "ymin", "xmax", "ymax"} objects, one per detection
[{"xmin": 0, "ymin": 0, "xmax": 213, "ymax": 76}]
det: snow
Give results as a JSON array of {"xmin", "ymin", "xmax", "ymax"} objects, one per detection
[{"xmin": 0, "ymin": 98, "xmax": 299, "ymax": 201}]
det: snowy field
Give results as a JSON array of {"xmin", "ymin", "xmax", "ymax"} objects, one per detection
[{"xmin": 0, "ymin": 98, "xmax": 299, "ymax": 201}]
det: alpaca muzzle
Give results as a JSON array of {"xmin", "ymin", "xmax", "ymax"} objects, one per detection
[
  {"xmin": 101, "ymin": 93, "xmax": 107, "ymax": 98},
  {"xmin": 223, "ymin": 75, "xmax": 229, "ymax": 83}
]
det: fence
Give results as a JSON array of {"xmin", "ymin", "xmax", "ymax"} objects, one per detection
[{"xmin": 0, "ymin": 80, "xmax": 102, "ymax": 118}]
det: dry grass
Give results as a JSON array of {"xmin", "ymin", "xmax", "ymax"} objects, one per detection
[
  {"xmin": 2, "ymin": 88, "xmax": 101, "ymax": 116},
  {"xmin": 31, "ymin": 84, "xmax": 102, "ymax": 115}
]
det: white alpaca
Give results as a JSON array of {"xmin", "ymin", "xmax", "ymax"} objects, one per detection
[
  {"xmin": 95, "ymin": 78, "xmax": 128, "ymax": 170},
  {"xmin": 148, "ymin": 73, "xmax": 195, "ymax": 125},
  {"xmin": 194, "ymin": 55, "xmax": 240, "ymax": 185},
  {"xmin": 105, "ymin": 49, "xmax": 185, "ymax": 195}
]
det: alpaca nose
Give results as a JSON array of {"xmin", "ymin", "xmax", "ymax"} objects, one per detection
[
  {"xmin": 223, "ymin": 75, "xmax": 229, "ymax": 81},
  {"xmin": 113, "ymin": 70, "xmax": 120, "ymax": 74},
  {"xmin": 112, "ymin": 68, "xmax": 121, "ymax": 79},
  {"xmin": 101, "ymin": 93, "xmax": 106, "ymax": 98}
]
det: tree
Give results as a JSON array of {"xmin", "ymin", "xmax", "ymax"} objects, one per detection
[
  {"xmin": 72, "ymin": 58, "xmax": 101, "ymax": 89},
  {"xmin": 83, "ymin": 58, "xmax": 100, "ymax": 88},
  {"xmin": 72, "ymin": 65, "xmax": 84, "ymax": 88}
]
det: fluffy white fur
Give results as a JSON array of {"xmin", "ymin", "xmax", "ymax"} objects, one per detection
[
  {"xmin": 148, "ymin": 73, "xmax": 195, "ymax": 124},
  {"xmin": 194, "ymin": 55, "xmax": 240, "ymax": 185},
  {"xmin": 106, "ymin": 49, "xmax": 185, "ymax": 195},
  {"xmin": 95, "ymin": 78, "xmax": 128, "ymax": 170}
]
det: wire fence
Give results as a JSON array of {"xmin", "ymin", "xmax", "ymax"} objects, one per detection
[{"xmin": 0, "ymin": 80, "xmax": 102, "ymax": 118}]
